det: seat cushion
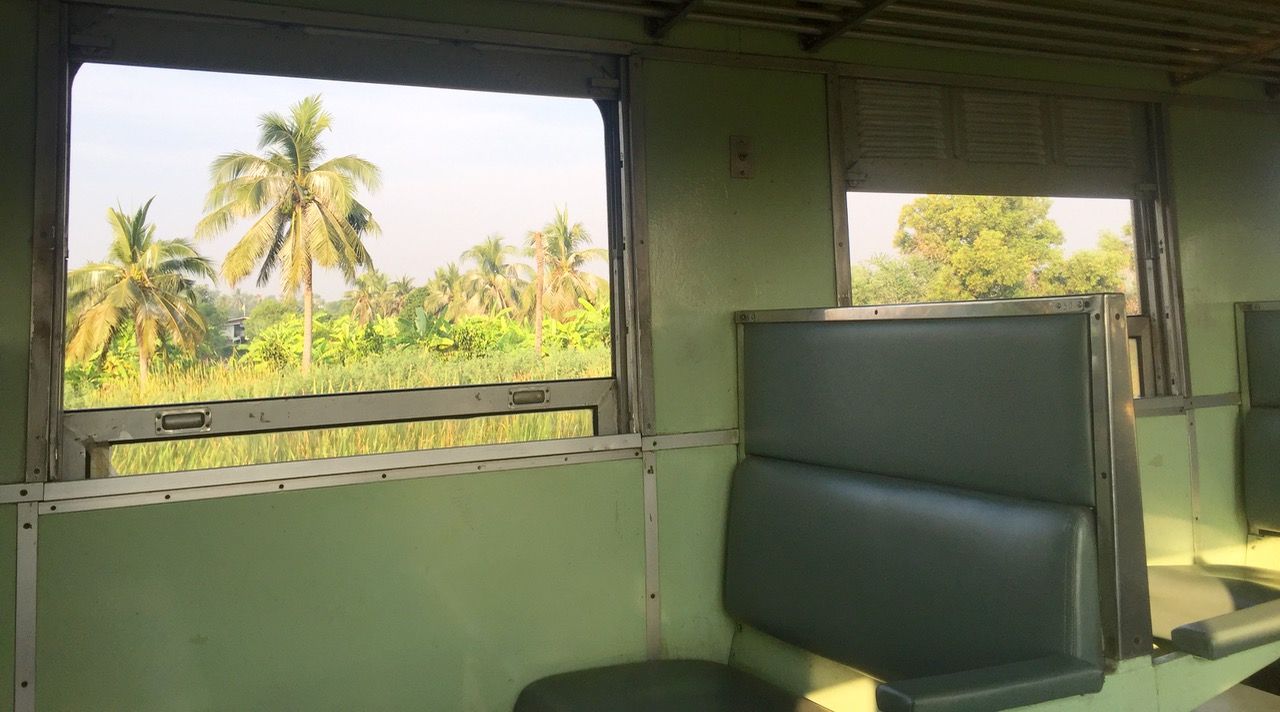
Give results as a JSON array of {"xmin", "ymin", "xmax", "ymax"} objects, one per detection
[
  {"xmin": 513, "ymin": 660, "xmax": 831, "ymax": 712},
  {"xmin": 724, "ymin": 456, "xmax": 1101, "ymax": 682},
  {"xmin": 1149, "ymin": 564, "xmax": 1280, "ymax": 640}
]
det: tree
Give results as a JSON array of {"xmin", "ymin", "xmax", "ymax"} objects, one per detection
[
  {"xmin": 894, "ymin": 195, "xmax": 1064, "ymax": 301},
  {"xmin": 527, "ymin": 228, "xmax": 546, "ymax": 354},
  {"xmin": 191, "ymin": 285, "xmax": 234, "ymax": 360},
  {"xmin": 850, "ymin": 195, "xmax": 1137, "ymax": 306},
  {"xmin": 196, "ymin": 94, "xmax": 382, "ymax": 374},
  {"xmin": 346, "ymin": 271, "xmax": 416, "ymax": 325},
  {"xmin": 1038, "ymin": 226, "xmax": 1138, "ymax": 311},
  {"xmin": 245, "ymin": 296, "xmax": 301, "ymax": 341},
  {"xmin": 422, "ymin": 263, "xmax": 471, "ymax": 320},
  {"xmin": 66, "ymin": 199, "xmax": 216, "ymax": 389},
  {"xmin": 347, "ymin": 270, "xmax": 389, "ymax": 325},
  {"xmin": 850, "ymin": 253, "xmax": 937, "ymax": 305},
  {"xmin": 534, "ymin": 206, "xmax": 607, "ymax": 320},
  {"xmin": 462, "ymin": 234, "xmax": 524, "ymax": 314}
]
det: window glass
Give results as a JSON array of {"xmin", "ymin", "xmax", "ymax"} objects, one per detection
[
  {"xmin": 64, "ymin": 64, "xmax": 613, "ymax": 413},
  {"xmin": 847, "ymin": 193, "xmax": 1139, "ymax": 314}
]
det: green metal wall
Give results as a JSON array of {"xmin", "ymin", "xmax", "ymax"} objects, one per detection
[
  {"xmin": 1170, "ymin": 106, "xmax": 1280, "ymax": 564},
  {"xmin": 1137, "ymin": 415, "xmax": 1196, "ymax": 565},
  {"xmin": 2, "ymin": 0, "xmax": 1279, "ymax": 709},
  {"xmin": 643, "ymin": 59, "xmax": 836, "ymax": 434},
  {"xmin": 37, "ymin": 462, "xmax": 646, "ymax": 711}
]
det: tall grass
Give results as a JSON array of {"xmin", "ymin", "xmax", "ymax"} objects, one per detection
[
  {"xmin": 113, "ymin": 411, "xmax": 595, "ymax": 475},
  {"xmin": 66, "ymin": 346, "xmax": 613, "ymax": 475}
]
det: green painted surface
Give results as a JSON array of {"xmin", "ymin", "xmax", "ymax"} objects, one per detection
[
  {"xmin": 655, "ymin": 445, "xmax": 737, "ymax": 661},
  {"xmin": 1136, "ymin": 415, "xmax": 1195, "ymax": 565},
  {"xmin": 1166, "ymin": 105, "xmax": 1280, "ymax": 563},
  {"xmin": 1153, "ymin": 643, "xmax": 1280, "ymax": 712},
  {"xmin": 0, "ymin": 0, "xmax": 36, "ymax": 483},
  {"xmin": 37, "ymin": 462, "xmax": 646, "ymax": 712},
  {"xmin": 1171, "ymin": 106, "xmax": 1280, "ymax": 398},
  {"xmin": 1194, "ymin": 406, "xmax": 1250, "ymax": 564},
  {"xmin": 644, "ymin": 59, "xmax": 835, "ymax": 434}
]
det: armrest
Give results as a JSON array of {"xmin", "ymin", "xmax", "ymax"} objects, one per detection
[
  {"xmin": 1171, "ymin": 598, "xmax": 1280, "ymax": 660},
  {"xmin": 875, "ymin": 655, "xmax": 1104, "ymax": 712}
]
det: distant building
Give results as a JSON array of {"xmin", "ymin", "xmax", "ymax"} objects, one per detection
[{"xmin": 225, "ymin": 316, "xmax": 248, "ymax": 345}]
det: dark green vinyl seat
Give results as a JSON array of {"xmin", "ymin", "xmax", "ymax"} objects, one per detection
[
  {"xmin": 513, "ymin": 458, "xmax": 1106, "ymax": 712},
  {"xmin": 1149, "ymin": 564, "xmax": 1280, "ymax": 659},
  {"xmin": 515, "ymin": 307, "xmax": 1116, "ymax": 712}
]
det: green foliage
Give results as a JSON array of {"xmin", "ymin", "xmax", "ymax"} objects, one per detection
[
  {"xmin": 446, "ymin": 313, "xmax": 531, "ymax": 357},
  {"xmin": 317, "ymin": 315, "xmax": 372, "ymax": 366},
  {"xmin": 65, "ymin": 199, "xmax": 216, "ymax": 388},
  {"xmin": 193, "ymin": 285, "xmax": 233, "ymax": 360},
  {"xmin": 850, "ymin": 254, "xmax": 938, "ymax": 305},
  {"xmin": 543, "ymin": 299, "xmax": 611, "ymax": 350},
  {"xmin": 244, "ymin": 314, "xmax": 303, "ymax": 370},
  {"xmin": 896, "ymin": 195, "xmax": 1063, "ymax": 264},
  {"xmin": 852, "ymin": 195, "xmax": 1136, "ymax": 306},
  {"xmin": 1038, "ymin": 228, "xmax": 1138, "ymax": 311},
  {"xmin": 197, "ymin": 94, "xmax": 382, "ymax": 373},
  {"xmin": 245, "ymin": 297, "xmax": 301, "ymax": 341}
]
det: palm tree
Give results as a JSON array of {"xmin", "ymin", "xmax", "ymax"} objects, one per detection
[
  {"xmin": 526, "ymin": 228, "xmax": 546, "ymax": 353},
  {"xmin": 196, "ymin": 94, "xmax": 382, "ymax": 374},
  {"xmin": 535, "ymin": 206, "xmax": 607, "ymax": 320},
  {"xmin": 422, "ymin": 263, "xmax": 470, "ymax": 320},
  {"xmin": 66, "ymin": 199, "xmax": 216, "ymax": 390},
  {"xmin": 462, "ymin": 234, "xmax": 525, "ymax": 314},
  {"xmin": 386, "ymin": 275, "xmax": 415, "ymax": 317},
  {"xmin": 346, "ymin": 270, "xmax": 390, "ymax": 325}
]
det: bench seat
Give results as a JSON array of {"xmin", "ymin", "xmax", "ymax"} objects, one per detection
[
  {"xmin": 1149, "ymin": 564, "xmax": 1280, "ymax": 659},
  {"xmin": 512, "ymin": 660, "xmax": 832, "ymax": 712}
]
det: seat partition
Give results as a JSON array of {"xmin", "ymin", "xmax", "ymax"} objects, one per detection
[
  {"xmin": 1241, "ymin": 304, "xmax": 1280, "ymax": 535},
  {"xmin": 1134, "ymin": 304, "xmax": 1280, "ymax": 662},
  {"xmin": 732, "ymin": 296, "xmax": 1151, "ymax": 683}
]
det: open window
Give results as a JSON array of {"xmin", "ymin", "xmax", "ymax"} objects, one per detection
[
  {"xmin": 54, "ymin": 7, "xmax": 631, "ymax": 478},
  {"xmin": 834, "ymin": 78, "xmax": 1185, "ymax": 398}
]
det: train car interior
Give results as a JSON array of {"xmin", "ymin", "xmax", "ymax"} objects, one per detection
[{"xmin": 7, "ymin": 1, "xmax": 1280, "ymax": 710}]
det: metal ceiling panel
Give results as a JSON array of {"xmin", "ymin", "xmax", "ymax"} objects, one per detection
[{"xmin": 519, "ymin": 0, "xmax": 1280, "ymax": 85}]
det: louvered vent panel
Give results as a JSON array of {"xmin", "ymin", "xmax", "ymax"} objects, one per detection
[
  {"xmin": 852, "ymin": 80, "xmax": 948, "ymax": 159},
  {"xmin": 961, "ymin": 90, "xmax": 1047, "ymax": 164},
  {"xmin": 1060, "ymin": 98, "xmax": 1137, "ymax": 169}
]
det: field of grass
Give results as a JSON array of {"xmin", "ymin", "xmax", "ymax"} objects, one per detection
[{"xmin": 66, "ymin": 346, "xmax": 613, "ymax": 475}]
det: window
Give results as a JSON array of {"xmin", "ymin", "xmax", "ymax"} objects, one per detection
[
  {"xmin": 834, "ymin": 78, "xmax": 1184, "ymax": 398},
  {"xmin": 54, "ymin": 9, "xmax": 629, "ymax": 479},
  {"xmin": 848, "ymin": 193, "xmax": 1139, "ymax": 311}
]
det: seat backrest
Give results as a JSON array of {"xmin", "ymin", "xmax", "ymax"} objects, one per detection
[
  {"xmin": 724, "ymin": 456, "xmax": 1100, "ymax": 681},
  {"xmin": 727, "ymin": 301, "xmax": 1137, "ymax": 678},
  {"xmin": 739, "ymin": 314, "xmax": 1095, "ymax": 507},
  {"xmin": 1242, "ymin": 307, "xmax": 1280, "ymax": 533}
]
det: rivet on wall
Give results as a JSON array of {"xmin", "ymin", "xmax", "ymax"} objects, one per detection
[{"xmin": 730, "ymin": 136, "xmax": 754, "ymax": 179}]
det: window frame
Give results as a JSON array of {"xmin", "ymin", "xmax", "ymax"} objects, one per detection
[
  {"xmin": 35, "ymin": 6, "xmax": 637, "ymax": 481},
  {"xmin": 830, "ymin": 94, "xmax": 1187, "ymax": 400}
]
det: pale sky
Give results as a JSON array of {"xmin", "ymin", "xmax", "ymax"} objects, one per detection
[
  {"xmin": 68, "ymin": 64, "xmax": 609, "ymax": 301},
  {"xmin": 847, "ymin": 193, "xmax": 1133, "ymax": 263}
]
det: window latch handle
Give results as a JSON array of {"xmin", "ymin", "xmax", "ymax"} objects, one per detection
[
  {"xmin": 156, "ymin": 408, "xmax": 211, "ymax": 434},
  {"xmin": 509, "ymin": 388, "xmax": 549, "ymax": 407}
]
